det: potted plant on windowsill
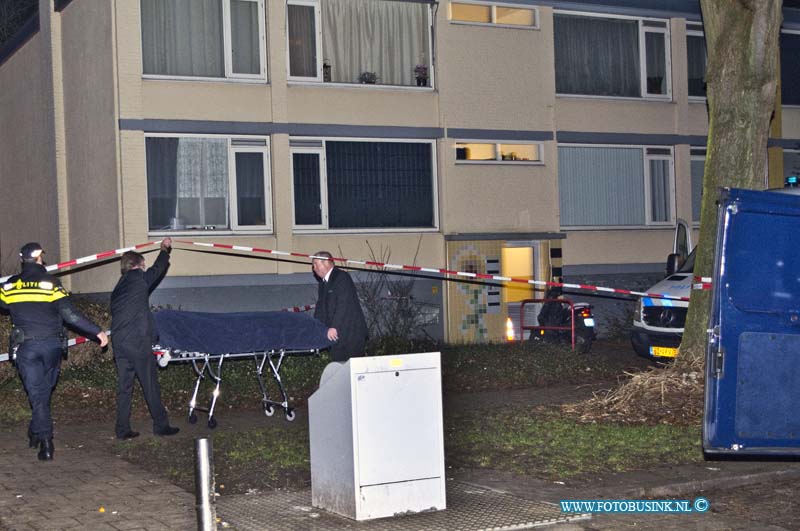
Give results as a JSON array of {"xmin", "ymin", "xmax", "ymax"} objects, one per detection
[
  {"xmin": 359, "ymin": 71, "xmax": 378, "ymax": 84},
  {"xmin": 414, "ymin": 64, "xmax": 429, "ymax": 87}
]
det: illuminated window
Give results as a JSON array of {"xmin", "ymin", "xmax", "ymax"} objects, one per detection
[
  {"xmin": 455, "ymin": 142, "xmax": 542, "ymax": 163},
  {"xmin": 450, "ymin": 2, "xmax": 538, "ymax": 28}
]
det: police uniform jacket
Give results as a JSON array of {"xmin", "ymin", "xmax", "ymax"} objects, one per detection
[
  {"xmin": 110, "ymin": 250, "xmax": 170, "ymax": 359},
  {"xmin": 314, "ymin": 266, "xmax": 368, "ymax": 361},
  {"xmin": 0, "ymin": 262, "xmax": 101, "ymax": 339}
]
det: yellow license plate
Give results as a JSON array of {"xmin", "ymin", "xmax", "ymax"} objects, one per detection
[{"xmin": 651, "ymin": 346, "xmax": 678, "ymax": 358}]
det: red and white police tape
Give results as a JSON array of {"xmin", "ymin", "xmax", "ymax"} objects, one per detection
[
  {"xmin": 0, "ymin": 241, "xmax": 160, "ymax": 284},
  {"xmin": 171, "ymin": 239, "xmax": 703, "ymax": 302}
]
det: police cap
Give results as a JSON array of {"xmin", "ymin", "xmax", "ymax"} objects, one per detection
[{"xmin": 20, "ymin": 242, "xmax": 44, "ymax": 261}]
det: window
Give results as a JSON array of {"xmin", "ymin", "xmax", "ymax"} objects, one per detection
[
  {"xmin": 558, "ymin": 145, "xmax": 674, "ymax": 227},
  {"xmin": 287, "ymin": 0, "xmax": 432, "ymax": 87},
  {"xmin": 781, "ymin": 31, "xmax": 800, "ymax": 106},
  {"xmin": 141, "ymin": 0, "xmax": 266, "ymax": 80},
  {"xmin": 686, "ymin": 22, "xmax": 706, "ymax": 98},
  {"xmin": 455, "ymin": 142, "xmax": 542, "ymax": 163},
  {"xmin": 554, "ymin": 12, "xmax": 671, "ymax": 99},
  {"xmin": 290, "ymin": 138, "xmax": 437, "ymax": 230},
  {"xmin": 450, "ymin": 1, "xmax": 538, "ymax": 28},
  {"xmin": 691, "ymin": 148, "xmax": 705, "ymax": 223},
  {"xmin": 785, "ymin": 150, "xmax": 800, "ymax": 183},
  {"xmin": 145, "ymin": 136, "xmax": 272, "ymax": 232}
]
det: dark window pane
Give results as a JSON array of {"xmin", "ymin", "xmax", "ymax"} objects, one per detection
[
  {"xmin": 554, "ymin": 14, "xmax": 640, "ymax": 97},
  {"xmin": 645, "ymin": 32, "xmax": 666, "ymax": 94},
  {"xmin": 325, "ymin": 141, "xmax": 434, "ymax": 228},
  {"xmin": 288, "ymin": 4, "xmax": 316, "ymax": 77},
  {"xmin": 293, "ymin": 153, "xmax": 322, "ymax": 225},
  {"xmin": 687, "ymin": 34, "xmax": 707, "ymax": 97},
  {"xmin": 235, "ymin": 152, "xmax": 266, "ymax": 225},
  {"xmin": 781, "ymin": 32, "xmax": 800, "ymax": 106},
  {"xmin": 146, "ymin": 137, "xmax": 179, "ymax": 230}
]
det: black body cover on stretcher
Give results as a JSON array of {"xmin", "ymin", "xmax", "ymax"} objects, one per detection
[{"xmin": 153, "ymin": 310, "xmax": 332, "ymax": 355}]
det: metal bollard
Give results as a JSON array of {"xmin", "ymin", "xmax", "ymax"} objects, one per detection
[{"xmin": 195, "ymin": 438, "xmax": 217, "ymax": 531}]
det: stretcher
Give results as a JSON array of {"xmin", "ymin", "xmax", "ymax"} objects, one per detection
[{"xmin": 153, "ymin": 310, "xmax": 331, "ymax": 427}]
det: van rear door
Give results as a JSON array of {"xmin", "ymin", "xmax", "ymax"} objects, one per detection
[{"xmin": 704, "ymin": 188, "xmax": 800, "ymax": 455}]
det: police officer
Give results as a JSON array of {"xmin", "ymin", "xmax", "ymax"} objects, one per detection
[{"xmin": 0, "ymin": 242, "xmax": 108, "ymax": 461}]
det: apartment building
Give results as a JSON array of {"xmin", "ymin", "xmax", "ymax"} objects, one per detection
[{"xmin": 1, "ymin": 0, "xmax": 798, "ymax": 342}]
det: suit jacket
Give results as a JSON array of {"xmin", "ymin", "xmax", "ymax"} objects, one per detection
[
  {"xmin": 110, "ymin": 250, "xmax": 170, "ymax": 358},
  {"xmin": 314, "ymin": 267, "xmax": 368, "ymax": 362}
]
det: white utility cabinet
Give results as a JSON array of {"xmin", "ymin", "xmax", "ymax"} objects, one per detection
[{"xmin": 308, "ymin": 352, "xmax": 446, "ymax": 521}]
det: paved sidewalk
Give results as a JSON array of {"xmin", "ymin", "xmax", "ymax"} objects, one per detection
[{"xmin": 0, "ymin": 426, "xmax": 195, "ymax": 530}]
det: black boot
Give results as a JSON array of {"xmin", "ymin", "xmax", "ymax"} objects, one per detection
[
  {"xmin": 28, "ymin": 427, "xmax": 36, "ymax": 449},
  {"xmin": 37, "ymin": 438, "xmax": 54, "ymax": 461}
]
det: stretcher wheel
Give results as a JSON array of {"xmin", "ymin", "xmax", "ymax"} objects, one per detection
[
  {"xmin": 188, "ymin": 413, "xmax": 198, "ymax": 424},
  {"xmin": 263, "ymin": 404, "xmax": 275, "ymax": 417},
  {"xmin": 285, "ymin": 409, "xmax": 296, "ymax": 422},
  {"xmin": 208, "ymin": 417, "xmax": 218, "ymax": 429}
]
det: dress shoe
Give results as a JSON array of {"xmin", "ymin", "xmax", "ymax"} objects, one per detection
[
  {"xmin": 154, "ymin": 426, "xmax": 179, "ymax": 436},
  {"xmin": 28, "ymin": 428, "xmax": 36, "ymax": 449},
  {"xmin": 116, "ymin": 430, "xmax": 140, "ymax": 440},
  {"xmin": 38, "ymin": 438, "xmax": 54, "ymax": 461}
]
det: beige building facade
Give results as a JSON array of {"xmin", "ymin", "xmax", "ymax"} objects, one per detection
[{"xmin": 1, "ymin": 0, "xmax": 799, "ymax": 342}]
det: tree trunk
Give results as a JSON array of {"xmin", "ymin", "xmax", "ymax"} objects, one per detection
[{"xmin": 676, "ymin": 0, "xmax": 782, "ymax": 368}]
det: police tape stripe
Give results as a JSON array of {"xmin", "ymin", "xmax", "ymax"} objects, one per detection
[
  {"xmin": 693, "ymin": 276, "xmax": 713, "ymax": 290},
  {"xmin": 172, "ymin": 239, "xmax": 691, "ymax": 302},
  {"xmin": 0, "ymin": 242, "xmax": 160, "ymax": 283}
]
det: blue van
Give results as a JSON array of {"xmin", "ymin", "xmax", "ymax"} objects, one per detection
[{"xmin": 704, "ymin": 186, "xmax": 800, "ymax": 455}]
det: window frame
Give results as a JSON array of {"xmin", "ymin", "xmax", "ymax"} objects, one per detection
[
  {"xmin": 289, "ymin": 136, "xmax": 440, "ymax": 234},
  {"xmin": 286, "ymin": 0, "xmax": 323, "ymax": 83},
  {"xmin": 454, "ymin": 140, "xmax": 544, "ymax": 165},
  {"xmin": 146, "ymin": 133, "xmax": 273, "ymax": 236},
  {"xmin": 686, "ymin": 22, "xmax": 707, "ymax": 101},
  {"xmin": 781, "ymin": 29, "xmax": 800, "ymax": 108},
  {"xmin": 285, "ymin": 0, "xmax": 435, "ymax": 89},
  {"xmin": 690, "ymin": 147, "xmax": 706, "ymax": 226},
  {"xmin": 553, "ymin": 10, "xmax": 672, "ymax": 101},
  {"xmin": 141, "ymin": 0, "xmax": 268, "ymax": 83},
  {"xmin": 289, "ymin": 145, "xmax": 328, "ymax": 230},
  {"xmin": 448, "ymin": 0, "xmax": 540, "ymax": 30},
  {"xmin": 558, "ymin": 143, "xmax": 676, "ymax": 230}
]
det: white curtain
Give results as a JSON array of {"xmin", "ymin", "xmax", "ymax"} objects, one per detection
[
  {"xmin": 141, "ymin": 0, "xmax": 224, "ymax": 77},
  {"xmin": 649, "ymin": 159, "xmax": 670, "ymax": 222},
  {"xmin": 322, "ymin": 0, "xmax": 429, "ymax": 86},
  {"xmin": 176, "ymin": 138, "xmax": 228, "ymax": 227}
]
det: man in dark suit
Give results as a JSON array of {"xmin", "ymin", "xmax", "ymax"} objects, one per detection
[
  {"xmin": 110, "ymin": 238, "xmax": 178, "ymax": 439},
  {"xmin": 312, "ymin": 251, "xmax": 368, "ymax": 362}
]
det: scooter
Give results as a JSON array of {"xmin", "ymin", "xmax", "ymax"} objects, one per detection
[{"xmin": 530, "ymin": 293, "xmax": 596, "ymax": 354}]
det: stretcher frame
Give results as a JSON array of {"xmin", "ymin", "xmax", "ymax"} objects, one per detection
[{"xmin": 153, "ymin": 347, "xmax": 320, "ymax": 428}]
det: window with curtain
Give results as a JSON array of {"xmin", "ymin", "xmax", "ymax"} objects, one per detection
[
  {"xmin": 141, "ymin": 0, "xmax": 266, "ymax": 80},
  {"xmin": 558, "ymin": 145, "xmax": 674, "ymax": 227},
  {"xmin": 686, "ymin": 24, "xmax": 707, "ymax": 97},
  {"xmin": 691, "ymin": 148, "xmax": 705, "ymax": 223},
  {"xmin": 287, "ymin": 0, "xmax": 432, "ymax": 87},
  {"xmin": 781, "ymin": 31, "xmax": 800, "ymax": 106},
  {"xmin": 290, "ymin": 139, "xmax": 436, "ymax": 230},
  {"xmin": 146, "ymin": 136, "xmax": 272, "ymax": 232},
  {"xmin": 554, "ymin": 12, "xmax": 670, "ymax": 99}
]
